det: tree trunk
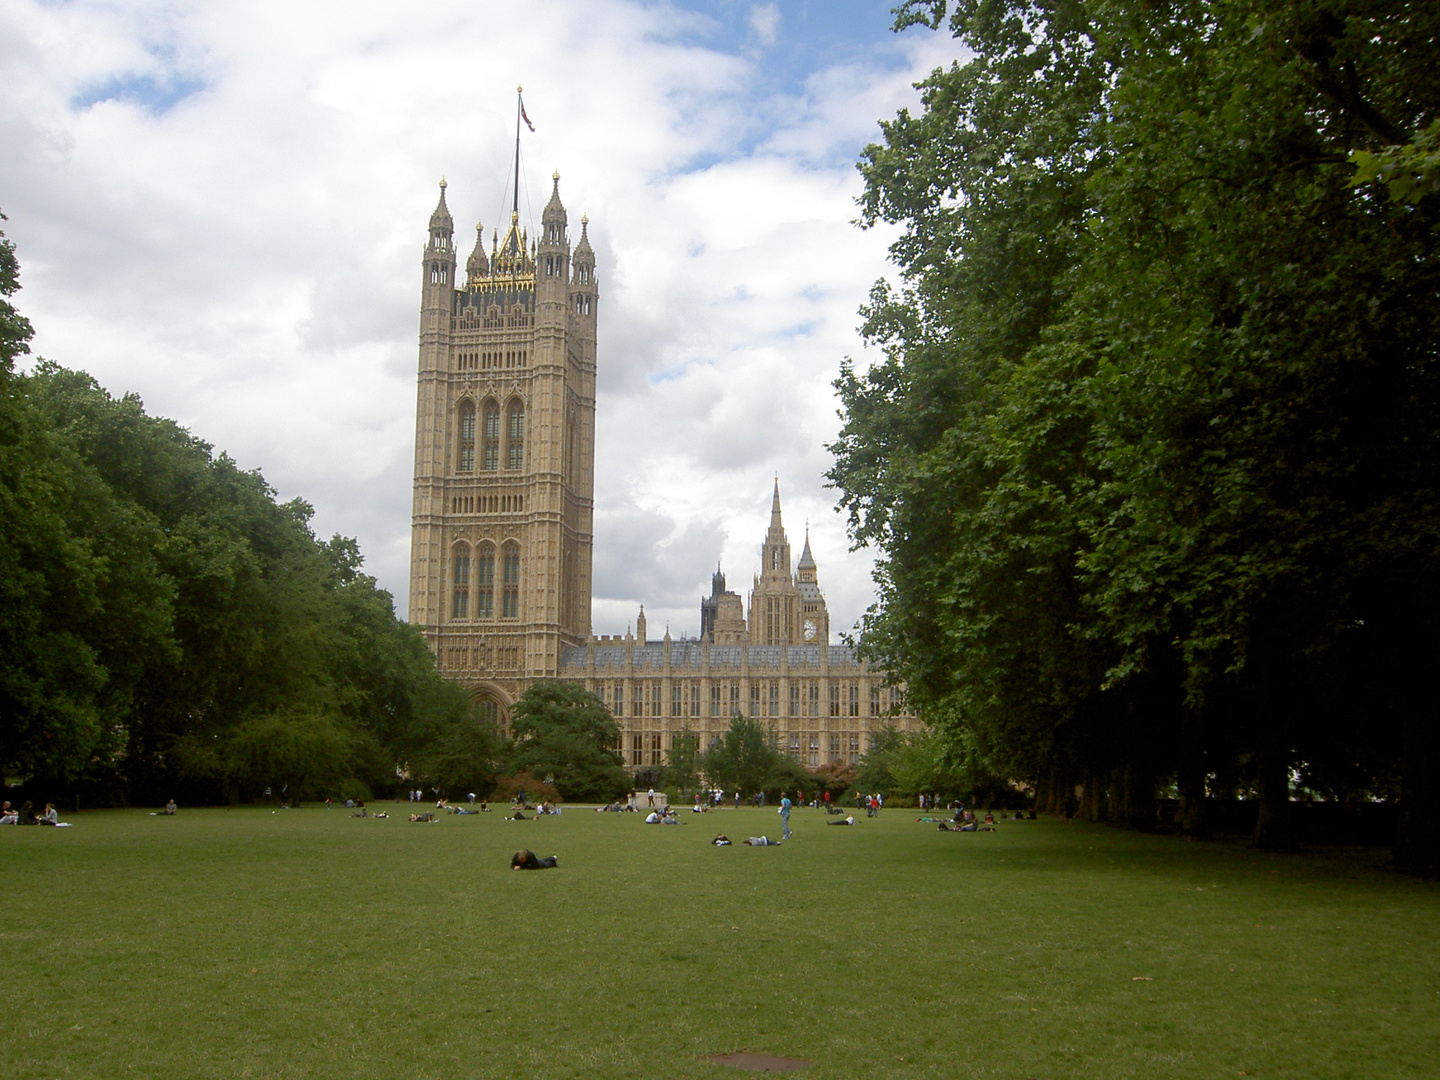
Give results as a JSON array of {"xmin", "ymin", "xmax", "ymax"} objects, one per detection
[
  {"xmin": 1123, "ymin": 761, "xmax": 1156, "ymax": 831},
  {"xmin": 1252, "ymin": 740, "xmax": 1296, "ymax": 850},
  {"xmin": 1177, "ymin": 709, "xmax": 1211, "ymax": 837},
  {"xmin": 1080, "ymin": 770, "xmax": 1105, "ymax": 822},
  {"xmin": 1393, "ymin": 705, "xmax": 1440, "ymax": 877},
  {"xmin": 1041, "ymin": 769, "xmax": 1060, "ymax": 815}
]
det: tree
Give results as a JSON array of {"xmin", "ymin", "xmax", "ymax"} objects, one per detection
[
  {"xmin": 508, "ymin": 681, "xmax": 630, "ymax": 802},
  {"xmin": 413, "ymin": 708, "xmax": 506, "ymax": 798},
  {"xmin": 1, "ymin": 224, "xmax": 484, "ymax": 804},
  {"xmin": 663, "ymin": 725, "xmax": 702, "ymax": 800},
  {"xmin": 832, "ymin": 1, "xmax": 1440, "ymax": 864},
  {"xmin": 698, "ymin": 714, "xmax": 787, "ymax": 798}
]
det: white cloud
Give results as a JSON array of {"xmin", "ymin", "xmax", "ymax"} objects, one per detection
[
  {"xmin": 749, "ymin": 3, "xmax": 780, "ymax": 49},
  {"xmin": 0, "ymin": 0, "xmax": 955, "ymax": 642}
]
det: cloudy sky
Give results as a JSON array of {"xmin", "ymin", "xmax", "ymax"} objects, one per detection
[{"xmin": 0, "ymin": 0, "xmax": 956, "ymax": 640}]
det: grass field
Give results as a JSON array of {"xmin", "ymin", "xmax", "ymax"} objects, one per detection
[{"xmin": 3, "ymin": 804, "xmax": 1437, "ymax": 1079}]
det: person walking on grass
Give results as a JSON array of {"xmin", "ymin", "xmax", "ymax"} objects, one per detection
[{"xmin": 779, "ymin": 791, "xmax": 793, "ymax": 840}]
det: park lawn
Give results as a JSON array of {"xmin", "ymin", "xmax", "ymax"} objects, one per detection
[{"xmin": 1, "ymin": 805, "xmax": 1436, "ymax": 1080}]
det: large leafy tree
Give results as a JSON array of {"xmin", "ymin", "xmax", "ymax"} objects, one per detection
[
  {"xmin": 509, "ymin": 681, "xmax": 630, "ymax": 802},
  {"xmin": 832, "ymin": 1, "xmax": 1440, "ymax": 865},
  {"xmin": 698, "ymin": 714, "xmax": 788, "ymax": 798},
  {"xmin": 0, "ymin": 224, "xmax": 481, "ymax": 803}
]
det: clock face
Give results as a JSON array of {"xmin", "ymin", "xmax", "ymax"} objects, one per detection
[{"xmin": 803, "ymin": 619, "xmax": 817, "ymax": 641}]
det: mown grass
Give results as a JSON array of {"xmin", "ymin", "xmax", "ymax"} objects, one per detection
[{"xmin": 2, "ymin": 804, "xmax": 1437, "ymax": 1079}]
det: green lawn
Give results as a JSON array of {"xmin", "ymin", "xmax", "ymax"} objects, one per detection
[{"xmin": 3, "ymin": 804, "xmax": 1436, "ymax": 1079}]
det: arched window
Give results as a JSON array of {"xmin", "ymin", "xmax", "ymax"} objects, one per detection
[
  {"xmin": 482, "ymin": 400, "xmax": 500, "ymax": 470},
  {"xmin": 502, "ymin": 542, "xmax": 520, "ymax": 619},
  {"xmin": 451, "ymin": 544, "xmax": 470, "ymax": 619},
  {"xmin": 475, "ymin": 543, "xmax": 495, "ymax": 618},
  {"xmin": 457, "ymin": 400, "xmax": 476, "ymax": 472},
  {"xmin": 507, "ymin": 401, "xmax": 525, "ymax": 470}
]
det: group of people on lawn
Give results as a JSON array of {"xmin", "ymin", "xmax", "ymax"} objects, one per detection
[{"xmin": 0, "ymin": 800, "xmax": 63, "ymax": 825}]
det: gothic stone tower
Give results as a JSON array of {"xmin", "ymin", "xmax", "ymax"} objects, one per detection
[
  {"xmin": 409, "ymin": 176, "xmax": 598, "ymax": 722},
  {"xmin": 747, "ymin": 480, "xmax": 829, "ymax": 645}
]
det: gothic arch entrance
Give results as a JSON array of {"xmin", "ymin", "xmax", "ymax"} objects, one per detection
[{"xmin": 469, "ymin": 684, "xmax": 511, "ymax": 736}]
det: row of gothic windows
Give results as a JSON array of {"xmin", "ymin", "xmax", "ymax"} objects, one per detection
[
  {"xmin": 457, "ymin": 399, "xmax": 524, "ymax": 472},
  {"xmin": 430, "ymin": 263, "xmax": 448, "ymax": 284},
  {"xmin": 574, "ymin": 295, "xmax": 592, "ymax": 315},
  {"xmin": 451, "ymin": 541, "xmax": 520, "ymax": 620},
  {"xmin": 618, "ymin": 727, "xmax": 867, "ymax": 768},
  {"xmin": 591, "ymin": 679, "xmax": 893, "ymax": 719}
]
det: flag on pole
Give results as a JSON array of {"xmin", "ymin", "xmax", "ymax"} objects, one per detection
[{"xmin": 520, "ymin": 98, "xmax": 535, "ymax": 132}]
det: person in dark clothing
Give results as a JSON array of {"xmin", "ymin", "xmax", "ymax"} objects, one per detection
[{"xmin": 511, "ymin": 849, "xmax": 558, "ymax": 869}]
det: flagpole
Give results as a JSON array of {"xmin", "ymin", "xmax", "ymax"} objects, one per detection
[{"xmin": 513, "ymin": 86, "xmax": 523, "ymax": 225}]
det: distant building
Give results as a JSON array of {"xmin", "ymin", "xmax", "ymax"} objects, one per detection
[
  {"xmin": 407, "ymin": 170, "xmax": 918, "ymax": 772},
  {"xmin": 559, "ymin": 481, "xmax": 921, "ymax": 777}
]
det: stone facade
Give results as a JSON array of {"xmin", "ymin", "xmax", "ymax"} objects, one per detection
[
  {"xmin": 408, "ymin": 176, "xmax": 597, "ymax": 721},
  {"xmin": 559, "ymin": 482, "xmax": 921, "ymax": 774},
  {"xmin": 408, "ymin": 173, "xmax": 919, "ymax": 759}
]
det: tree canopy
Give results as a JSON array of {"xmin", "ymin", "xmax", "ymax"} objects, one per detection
[
  {"xmin": 0, "ymin": 220, "xmax": 483, "ymax": 804},
  {"xmin": 831, "ymin": 0, "xmax": 1440, "ymax": 869},
  {"xmin": 508, "ymin": 681, "xmax": 630, "ymax": 803}
]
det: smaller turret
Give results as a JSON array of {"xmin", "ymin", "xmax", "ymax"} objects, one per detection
[
  {"xmin": 570, "ymin": 215, "xmax": 597, "ymax": 319},
  {"xmin": 636, "ymin": 605, "xmax": 647, "ymax": 646},
  {"xmin": 796, "ymin": 526, "xmax": 817, "ymax": 582},
  {"xmin": 465, "ymin": 220, "xmax": 489, "ymax": 283},
  {"xmin": 422, "ymin": 179, "xmax": 456, "ymax": 296}
]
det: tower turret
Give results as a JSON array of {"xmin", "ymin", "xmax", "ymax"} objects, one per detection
[
  {"xmin": 796, "ymin": 527, "xmax": 816, "ymax": 583},
  {"xmin": 537, "ymin": 172, "xmax": 570, "ymax": 312},
  {"xmin": 465, "ymin": 219, "xmax": 489, "ymax": 284},
  {"xmin": 570, "ymin": 215, "xmax": 597, "ymax": 323},
  {"xmin": 423, "ymin": 180, "xmax": 456, "ymax": 302}
]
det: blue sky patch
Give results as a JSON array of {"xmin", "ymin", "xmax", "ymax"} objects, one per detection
[{"xmin": 72, "ymin": 73, "xmax": 206, "ymax": 115}]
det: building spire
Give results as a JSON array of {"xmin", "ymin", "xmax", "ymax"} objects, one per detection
[
  {"xmin": 769, "ymin": 475, "xmax": 783, "ymax": 531},
  {"xmin": 797, "ymin": 524, "xmax": 816, "ymax": 571}
]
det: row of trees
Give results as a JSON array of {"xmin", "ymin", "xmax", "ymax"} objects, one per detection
[
  {"xmin": 1, "ymin": 218, "xmax": 484, "ymax": 805},
  {"xmin": 829, "ymin": 2, "xmax": 1440, "ymax": 869}
]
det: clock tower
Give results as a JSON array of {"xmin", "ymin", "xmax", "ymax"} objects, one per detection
[{"xmin": 747, "ymin": 480, "xmax": 828, "ymax": 645}]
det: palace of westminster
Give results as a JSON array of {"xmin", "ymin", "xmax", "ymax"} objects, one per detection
[{"xmin": 408, "ymin": 171, "xmax": 919, "ymax": 776}]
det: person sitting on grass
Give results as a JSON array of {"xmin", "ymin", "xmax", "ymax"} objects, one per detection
[
  {"xmin": 660, "ymin": 807, "xmax": 683, "ymax": 825},
  {"xmin": 1, "ymin": 801, "xmax": 17, "ymax": 824},
  {"xmin": 510, "ymin": 849, "xmax": 558, "ymax": 870},
  {"xmin": 743, "ymin": 836, "xmax": 779, "ymax": 846},
  {"xmin": 644, "ymin": 810, "xmax": 661, "ymax": 823},
  {"xmin": 712, "ymin": 833, "xmax": 732, "ymax": 846},
  {"xmin": 37, "ymin": 802, "xmax": 59, "ymax": 825},
  {"xmin": 17, "ymin": 801, "xmax": 37, "ymax": 825},
  {"xmin": 350, "ymin": 800, "xmax": 367, "ymax": 818},
  {"xmin": 827, "ymin": 815, "xmax": 857, "ymax": 826}
]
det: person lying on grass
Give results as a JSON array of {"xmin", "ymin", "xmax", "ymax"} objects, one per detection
[
  {"xmin": 511, "ymin": 849, "xmax": 559, "ymax": 870},
  {"xmin": 409, "ymin": 812, "xmax": 436, "ymax": 822},
  {"xmin": 712, "ymin": 833, "xmax": 732, "ymax": 846},
  {"xmin": 827, "ymin": 815, "xmax": 857, "ymax": 826},
  {"xmin": 509, "ymin": 809, "xmax": 530, "ymax": 820},
  {"xmin": 742, "ymin": 836, "xmax": 779, "ymax": 846}
]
